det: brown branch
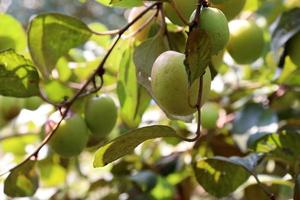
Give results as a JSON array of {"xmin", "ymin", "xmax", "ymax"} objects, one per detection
[{"xmin": 0, "ymin": 2, "xmax": 161, "ymax": 177}]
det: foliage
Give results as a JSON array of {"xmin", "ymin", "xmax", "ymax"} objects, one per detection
[{"xmin": 0, "ymin": 0, "xmax": 300, "ymax": 199}]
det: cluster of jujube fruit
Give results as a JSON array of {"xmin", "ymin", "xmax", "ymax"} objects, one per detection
[
  {"xmin": 47, "ymin": 95, "xmax": 117, "ymax": 157},
  {"xmin": 48, "ymin": 0, "xmax": 300, "ymax": 157},
  {"xmin": 127, "ymin": 0, "xmax": 267, "ymax": 121}
]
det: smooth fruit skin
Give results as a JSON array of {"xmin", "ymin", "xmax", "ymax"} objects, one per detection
[
  {"xmin": 212, "ymin": 0, "xmax": 246, "ymax": 20},
  {"xmin": 227, "ymin": 20, "xmax": 265, "ymax": 64},
  {"xmin": 164, "ymin": 0, "xmax": 197, "ymax": 26},
  {"xmin": 286, "ymin": 32, "xmax": 300, "ymax": 67},
  {"xmin": 49, "ymin": 114, "xmax": 89, "ymax": 157},
  {"xmin": 198, "ymin": 7, "xmax": 230, "ymax": 54},
  {"xmin": 151, "ymin": 51, "xmax": 211, "ymax": 116},
  {"xmin": 128, "ymin": 7, "xmax": 156, "ymax": 41},
  {"xmin": 201, "ymin": 102, "xmax": 220, "ymax": 129},
  {"xmin": 84, "ymin": 95, "xmax": 117, "ymax": 138}
]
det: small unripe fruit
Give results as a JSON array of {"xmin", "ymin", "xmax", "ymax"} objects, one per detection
[
  {"xmin": 164, "ymin": 0, "xmax": 197, "ymax": 26},
  {"xmin": 201, "ymin": 102, "xmax": 220, "ymax": 129},
  {"xmin": 286, "ymin": 32, "xmax": 300, "ymax": 67},
  {"xmin": 212, "ymin": 0, "xmax": 246, "ymax": 20},
  {"xmin": 0, "ymin": 96, "xmax": 23, "ymax": 121},
  {"xmin": 151, "ymin": 51, "xmax": 211, "ymax": 116},
  {"xmin": 190, "ymin": 7, "xmax": 229, "ymax": 54},
  {"xmin": 227, "ymin": 20, "xmax": 265, "ymax": 64},
  {"xmin": 84, "ymin": 95, "xmax": 117, "ymax": 138},
  {"xmin": 48, "ymin": 114, "xmax": 89, "ymax": 157},
  {"xmin": 128, "ymin": 7, "xmax": 157, "ymax": 41}
]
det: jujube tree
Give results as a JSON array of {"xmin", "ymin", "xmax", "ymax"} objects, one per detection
[{"xmin": 0, "ymin": 0, "xmax": 299, "ymax": 199}]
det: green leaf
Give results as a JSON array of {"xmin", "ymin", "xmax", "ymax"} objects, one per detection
[
  {"xmin": 244, "ymin": 176, "xmax": 293, "ymax": 200},
  {"xmin": 0, "ymin": 50, "xmax": 40, "ymax": 97},
  {"xmin": 193, "ymin": 154, "xmax": 261, "ymax": 198},
  {"xmin": 38, "ymin": 159, "xmax": 66, "ymax": 187},
  {"xmin": 256, "ymin": 0, "xmax": 284, "ymax": 24},
  {"xmin": 133, "ymin": 34, "xmax": 169, "ymax": 93},
  {"xmin": 93, "ymin": 125, "xmax": 177, "ymax": 167},
  {"xmin": 1, "ymin": 134, "xmax": 39, "ymax": 156},
  {"xmin": 28, "ymin": 13, "xmax": 92, "ymax": 78},
  {"xmin": 271, "ymin": 8, "xmax": 300, "ymax": 54},
  {"xmin": 96, "ymin": 0, "xmax": 143, "ymax": 7},
  {"xmin": 168, "ymin": 30, "xmax": 187, "ymax": 53},
  {"xmin": 250, "ymin": 131, "xmax": 300, "ymax": 165},
  {"xmin": 278, "ymin": 56, "xmax": 298, "ymax": 84},
  {"xmin": 4, "ymin": 160, "xmax": 39, "ymax": 197},
  {"xmin": 117, "ymin": 43, "xmax": 151, "ymax": 128},
  {"xmin": 232, "ymin": 103, "xmax": 278, "ymax": 135},
  {"xmin": 0, "ymin": 14, "xmax": 26, "ymax": 52},
  {"xmin": 184, "ymin": 29, "xmax": 211, "ymax": 84},
  {"xmin": 42, "ymin": 80, "xmax": 74, "ymax": 103}
]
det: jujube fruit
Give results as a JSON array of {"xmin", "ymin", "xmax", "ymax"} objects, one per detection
[
  {"xmin": 84, "ymin": 95, "xmax": 117, "ymax": 139},
  {"xmin": 211, "ymin": 0, "xmax": 246, "ymax": 21},
  {"xmin": 0, "ymin": 96, "xmax": 23, "ymax": 121},
  {"xmin": 227, "ymin": 20, "xmax": 265, "ymax": 64},
  {"xmin": 191, "ymin": 7, "xmax": 230, "ymax": 54},
  {"xmin": 128, "ymin": 6, "xmax": 157, "ymax": 42},
  {"xmin": 201, "ymin": 102, "xmax": 220, "ymax": 129},
  {"xmin": 48, "ymin": 114, "xmax": 90, "ymax": 157},
  {"xmin": 151, "ymin": 51, "xmax": 211, "ymax": 116}
]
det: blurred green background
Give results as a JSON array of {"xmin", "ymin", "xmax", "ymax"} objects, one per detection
[{"xmin": 0, "ymin": 0, "xmax": 126, "ymax": 28}]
